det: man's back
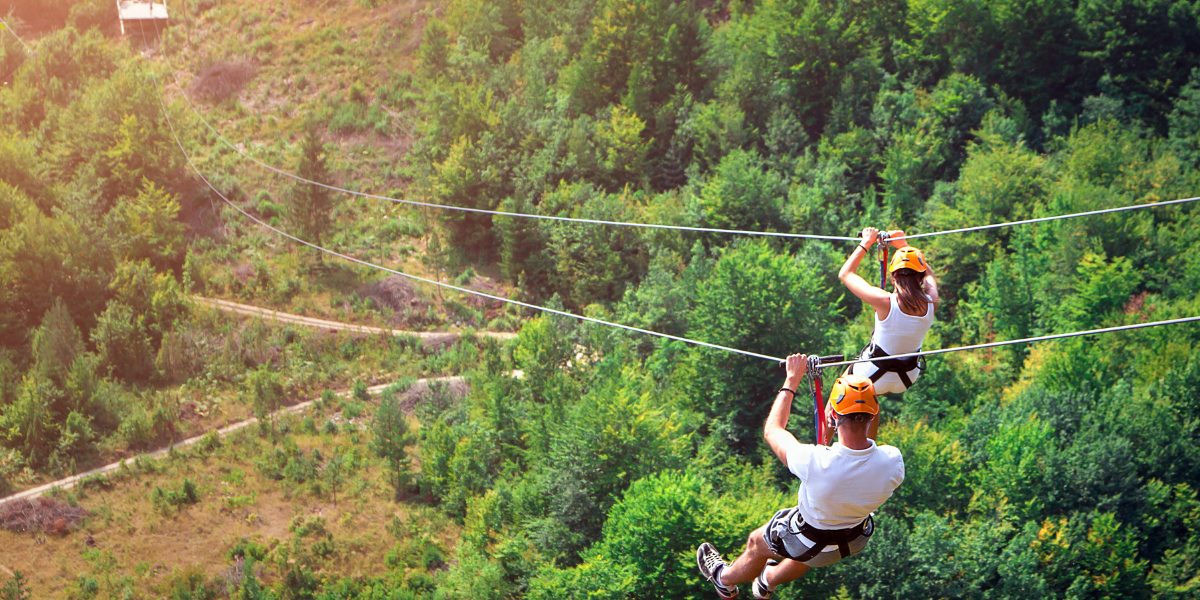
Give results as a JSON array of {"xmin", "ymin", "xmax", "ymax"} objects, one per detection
[{"xmin": 786, "ymin": 440, "xmax": 905, "ymax": 530}]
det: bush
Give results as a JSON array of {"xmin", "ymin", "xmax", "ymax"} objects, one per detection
[
  {"xmin": 151, "ymin": 479, "xmax": 200, "ymax": 515},
  {"xmin": 227, "ymin": 537, "xmax": 269, "ymax": 561},
  {"xmin": 352, "ymin": 380, "xmax": 370, "ymax": 402},
  {"xmin": 255, "ymin": 194, "xmax": 283, "ymax": 220}
]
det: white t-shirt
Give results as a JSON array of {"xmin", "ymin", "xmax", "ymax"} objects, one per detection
[{"xmin": 786, "ymin": 440, "xmax": 905, "ymax": 533}]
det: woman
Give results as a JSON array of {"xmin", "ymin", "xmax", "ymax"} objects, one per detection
[{"xmin": 836, "ymin": 227, "xmax": 939, "ymax": 435}]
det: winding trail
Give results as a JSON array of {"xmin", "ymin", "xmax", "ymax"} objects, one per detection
[
  {"xmin": 194, "ymin": 296, "xmax": 517, "ymax": 340},
  {"xmin": 2, "ymin": 297, "xmax": 517, "ymax": 507},
  {"xmin": 0, "ymin": 377, "xmax": 458, "ymax": 507}
]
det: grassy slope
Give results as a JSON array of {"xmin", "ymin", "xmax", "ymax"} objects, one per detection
[
  {"xmin": 2, "ymin": 405, "xmax": 455, "ymax": 599},
  {"xmin": 152, "ymin": 0, "xmax": 516, "ymax": 331}
]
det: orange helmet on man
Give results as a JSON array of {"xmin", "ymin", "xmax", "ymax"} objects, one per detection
[
  {"xmin": 829, "ymin": 374, "xmax": 878, "ymax": 416},
  {"xmin": 889, "ymin": 246, "xmax": 927, "ymax": 274}
]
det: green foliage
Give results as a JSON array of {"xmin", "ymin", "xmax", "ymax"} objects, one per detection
[
  {"xmin": 699, "ymin": 149, "xmax": 787, "ymax": 234},
  {"xmin": 151, "ymin": 478, "xmax": 200, "ymax": 515},
  {"xmin": 245, "ymin": 365, "xmax": 284, "ymax": 432},
  {"xmin": 689, "ymin": 240, "xmax": 839, "ymax": 451},
  {"xmin": 31, "ymin": 299, "xmax": 85, "ymax": 388},
  {"xmin": 0, "ymin": 570, "xmax": 31, "ymax": 600},
  {"xmin": 110, "ymin": 180, "xmax": 185, "ymax": 270},
  {"xmin": 8, "ymin": 1, "xmax": 1200, "ymax": 597},
  {"xmin": 371, "ymin": 393, "xmax": 414, "ymax": 501},
  {"xmin": 288, "ymin": 127, "xmax": 336, "ymax": 249}
]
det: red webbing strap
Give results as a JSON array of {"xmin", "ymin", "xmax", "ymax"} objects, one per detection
[
  {"xmin": 879, "ymin": 243, "xmax": 888, "ymax": 290},
  {"xmin": 813, "ymin": 377, "xmax": 828, "ymax": 445}
]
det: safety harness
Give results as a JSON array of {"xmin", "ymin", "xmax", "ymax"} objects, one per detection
[
  {"xmin": 792, "ymin": 514, "xmax": 875, "ymax": 562},
  {"xmin": 861, "ymin": 342, "xmax": 925, "ymax": 390}
]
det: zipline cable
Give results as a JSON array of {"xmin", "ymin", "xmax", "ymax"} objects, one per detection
[
  {"xmin": 148, "ymin": 21, "xmax": 1200, "ymax": 246},
  {"xmin": 140, "ymin": 24, "xmax": 1200, "ymax": 372},
  {"xmin": 0, "ymin": 16, "xmax": 33, "ymax": 54},
  {"xmin": 0, "ymin": 15, "xmax": 37, "ymax": 85},
  {"xmin": 905, "ymin": 196, "xmax": 1200, "ymax": 241},
  {"xmin": 144, "ymin": 20, "xmax": 857, "ymax": 242},
  {"xmin": 138, "ymin": 35, "xmax": 789, "ymax": 363},
  {"xmin": 814, "ymin": 316, "xmax": 1200, "ymax": 369}
]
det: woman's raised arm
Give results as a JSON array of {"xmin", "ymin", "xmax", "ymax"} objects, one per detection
[{"xmin": 839, "ymin": 228, "xmax": 891, "ymax": 315}]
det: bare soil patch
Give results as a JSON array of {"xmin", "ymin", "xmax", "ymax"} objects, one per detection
[{"xmin": 190, "ymin": 58, "xmax": 258, "ymax": 103}]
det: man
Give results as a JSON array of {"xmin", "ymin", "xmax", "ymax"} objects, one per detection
[{"xmin": 696, "ymin": 353, "xmax": 905, "ymax": 599}]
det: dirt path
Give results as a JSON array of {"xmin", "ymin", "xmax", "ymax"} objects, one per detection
[
  {"xmin": 0, "ymin": 298, "xmax": 521, "ymax": 507},
  {"xmin": 0, "ymin": 377, "xmax": 460, "ymax": 507},
  {"xmin": 194, "ymin": 296, "xmax": 517, "ymax": 341}
]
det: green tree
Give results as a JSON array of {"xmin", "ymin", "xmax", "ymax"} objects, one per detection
[
  {"xmin": 111, "ymin": 179, "xmax": 185, "ymax": 271},
  {"xmin": 0, "ymin": 570, "xmax": 31, "ymax": 600},
  {"xmin": 371, "ymin": 393, "xmax": 414, "ymax": 500},
  {"xmin": 698, "ymin": 149, "xmax": 787, "ymax": 234},
  {"xmin": 91, "ymin": 301, "xmax": 155, "ymax": 382},
  {"xmin": 245, "ymin": 366, "xmax": 284, "ymax": 435},
  {"xmin": 288, "ymin": 127, "xmax": 336, "ymax": 251},
  {"xmin": 689, "ymin": 240, "xmax": 839, "ymax": 453},
  {"xmin": 31, "ymin": 299, "xmax": 84, "ymax": 388}
]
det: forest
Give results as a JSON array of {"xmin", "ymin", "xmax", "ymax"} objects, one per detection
[{"xmin": 2, "ymin": 0, "xmax": 1200, "ymax": 598}]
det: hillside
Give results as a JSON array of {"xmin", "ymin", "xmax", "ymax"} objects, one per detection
[{"xmin": 3, "ymin": 0, "xmax": 1200, "ymax": 599}]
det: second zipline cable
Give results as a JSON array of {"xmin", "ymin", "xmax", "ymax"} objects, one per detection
[
  {"xmin": 140, "ymin": 24, "xmax": 1200, "ymax": 371},
  {"xmin": 138, "ymin": 36, "xmax": 790, "ymax": 363},
  {"xmin": 145, "ymin": 20, "xmax": 856, "ymax": 242}
]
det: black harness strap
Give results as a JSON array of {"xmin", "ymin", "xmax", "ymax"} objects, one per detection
[
  {"xmin": 793, "ymin": 515, "xmax": 873, "ymax": 563},
  {"xmin": 863, "ymin": 343, "xmax": 921, "ymax": 391}
]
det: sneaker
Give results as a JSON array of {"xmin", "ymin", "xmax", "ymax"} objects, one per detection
[
  {"xmin": 752, "ymin": 573, "xmax": 773, "ymax": 599},
  {"xmin": 696, "ymin": 542, "xmax": 739, "ymax": 599}
]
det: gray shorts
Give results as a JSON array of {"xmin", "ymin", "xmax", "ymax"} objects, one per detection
[{"xmin": 762, "ymin": 507, "xmax": 872, "ymax": 568}]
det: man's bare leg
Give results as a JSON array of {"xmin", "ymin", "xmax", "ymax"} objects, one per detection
[
  {"xmin": 763, "ymin": 559, "xmax": 809, "ymax": 588},
  {"xmin": 719, "ymin": 525, "xmax": 786, "ymax": 585}
]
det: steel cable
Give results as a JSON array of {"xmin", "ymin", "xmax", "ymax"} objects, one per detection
[{"xmin": 139, "ymin": 24, "xmax": 1200, "ymax": 371}]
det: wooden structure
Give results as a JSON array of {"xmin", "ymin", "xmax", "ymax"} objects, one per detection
[{"xmin": 116, "ymin": 0, "xmax": 169, "ymax": 36}]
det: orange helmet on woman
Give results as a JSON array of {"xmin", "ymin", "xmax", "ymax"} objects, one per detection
[
  {"xmin": 829, "ymin": 374, "xmax": 878, "ymax": 415},
  {"xmin": 889, "ymin": 246, "xmax": 927, "ymax": 274}
]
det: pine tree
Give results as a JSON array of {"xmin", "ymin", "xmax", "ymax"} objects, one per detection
[
  {"xmin": 289, "ymin": 127, "xmax": 335, "ymax": 255},
  {"xmin": 371, "ymin": 394, "xmax": 413, "ymax": 501}
]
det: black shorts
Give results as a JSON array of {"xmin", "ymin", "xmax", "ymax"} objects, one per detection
[{"xmin": 761, "ymin": 507, "xmax": 872, "ymax": 567}]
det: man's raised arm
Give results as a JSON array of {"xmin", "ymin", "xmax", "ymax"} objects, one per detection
[{"xmin": 764, "ymin": 353, "xmax": 808, "ymax": 465}]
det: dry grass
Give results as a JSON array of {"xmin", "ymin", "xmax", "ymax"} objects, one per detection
[{"xmin": 0, "ymin": 419, "xmax": 454, "ymax": 599}]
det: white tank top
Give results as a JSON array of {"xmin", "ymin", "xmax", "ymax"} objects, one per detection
[{"xmin": 872, "ymin": 293, "xmax": 934, "ymax": 354}]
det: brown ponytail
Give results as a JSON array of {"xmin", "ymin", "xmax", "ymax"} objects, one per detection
[{"xmin": 893, "ymin": 269, "xmax": 928, "ymax": 316}]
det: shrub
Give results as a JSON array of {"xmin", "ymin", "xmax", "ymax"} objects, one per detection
[
  {"xmin": 227, "ymin": 538, "xmax": 269, "ymax": 561},
  {"xmin": 196, "ymin": 431, "xmax": 222, "ymax": 454},
  {"xmin": 151, "ymin": 479, "xmax": 199, "ymax": 514},
  {"xmin": 255, "ymin": 193, "xmax": 283, "ymax": 220},
  {"xmin": 352, "ymin": 380, "xmax": 370, "ymax": 402}
]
